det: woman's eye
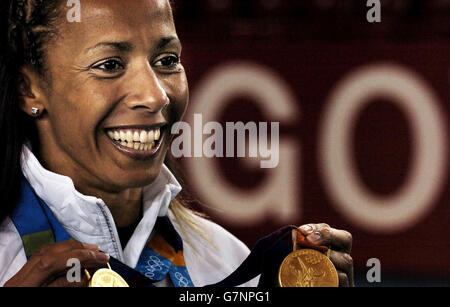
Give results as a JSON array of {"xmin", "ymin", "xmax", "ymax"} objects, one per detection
[
  {"xmin": 93, "ymin": 59, "xmax": 124, "ymax": 72},
  {"xmin": 154, "ymin": 55, "xmax": 180, "ymax": 69}
]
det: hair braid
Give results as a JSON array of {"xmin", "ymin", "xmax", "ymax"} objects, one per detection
[
  {"xmin": 0, "ymin": 0, "xmax": 63, "ymax": 224},
  {"xmin": 0, "ymin": 1, "xmax": 208, "ymax": 241},
  {"xmin": 6, "ymin": 0, "xmax": 62, "ymax": 71}
]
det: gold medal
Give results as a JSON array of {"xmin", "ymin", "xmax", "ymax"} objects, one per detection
[
  {"xmin": 85, "ymin": 263, "xmax": 129, "ymax": 287},
  {"xmin": 278, "ymin": 249, "xmax": 338, "ymax": 287},
  {"xmin": 278, "ymin": 229, "xmax": 338, "ymax": 287}
]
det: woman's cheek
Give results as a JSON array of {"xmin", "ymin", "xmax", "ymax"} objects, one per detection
[{"xmin": 167, "ymin": 73, "xmax": 189, "ymax": 120}]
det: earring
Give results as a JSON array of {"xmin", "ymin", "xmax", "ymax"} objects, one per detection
[{"xmin": 31, "ymin": 107, "xmax": 40, "ymax": 116}]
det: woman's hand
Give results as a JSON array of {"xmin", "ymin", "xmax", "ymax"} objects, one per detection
[
  {"xmin": 298, "ymin": 223, "xmax": 354, "ymax": 287},
  {"xmin": 4, "ymin": 241, "xmax": 109, "ymax": 287}
]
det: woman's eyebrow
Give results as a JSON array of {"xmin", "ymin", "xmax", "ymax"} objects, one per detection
[
  {"xmin": 84, "ymin": 36, "xmax": 180, "ymax": 55},
  {"xmin": 85, "ymin": 42, "xmax": 134, "ymax": 55},
  {"xmin": 156, "ymin": 36, "xmax": 180, "ymax": 50}
]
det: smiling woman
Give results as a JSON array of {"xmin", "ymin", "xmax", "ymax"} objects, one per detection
[
  {"xmin": 0, "ymin": 0, "xmax": 253, "ymax": 287},
  {"xmin": 0, "ymin": 0, "xmax": 354, "ymax": 288}
]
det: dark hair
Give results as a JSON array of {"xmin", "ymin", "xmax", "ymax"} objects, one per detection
[
  {"xmin": 0, "ymin": 0, "xmax": 64, "ymax": 224},
  {"xmin": 0, "ymin": 0, "xmax": 202, "ymax": 225}
]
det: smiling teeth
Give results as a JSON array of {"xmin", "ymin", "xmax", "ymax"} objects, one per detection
[
  {"xmin": 139, "ymin": 131, "xmax": 147, "ymax": 143},
  {"xmin": 107, "ymin": 128, "xmax": 161, "ymax": 151},
  {"xmin": 148, "ymin": 130, "xmax": 154, "ymax": 143},
  {"xmin": 133, "ymin": 131, "xmax": 140, "ymax": 142}
]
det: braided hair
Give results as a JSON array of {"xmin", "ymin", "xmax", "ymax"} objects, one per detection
[
  {"xmin": 0, "ymin": 0, "xmax": 63, "ymax": 224},
  {"xmin": 0, "ymin": 0, "xmax": 205, "ymax": 231}
]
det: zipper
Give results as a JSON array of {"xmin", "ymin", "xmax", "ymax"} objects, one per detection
[{"xmin": 96, "ymin": 201, "xmax": 123, "ymax": 261}]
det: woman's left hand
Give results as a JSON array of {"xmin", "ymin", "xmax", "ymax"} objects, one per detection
[{"xmin": 298, "ymin": 223, "xmax": 354, "ymax": 287}]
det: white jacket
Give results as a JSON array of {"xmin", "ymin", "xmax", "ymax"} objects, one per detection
[{"xmin": 0, "ymin": 146, "xmax": 259, "ymax": 287}]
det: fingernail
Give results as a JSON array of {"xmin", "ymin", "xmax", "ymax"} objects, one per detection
[
  {"xmin": 83, "ymin": 243, "xmax": 99, "ymax": 251},
  {"xmin": 299, "ymin": 225, "xmax": 314, "ymax": 234},
  {"xmin": 96, "ymin": 252, "xmax": 109, "ymax": 262},
  {"xmin": 307, "ymin": 231, "xmax": 323, "ymax": 243}
]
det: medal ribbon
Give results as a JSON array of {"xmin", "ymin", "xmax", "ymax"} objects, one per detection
[
  {"xmin": 10, "ymin": 178, "xmax": 72, "ymax": 259},
  {"xmin": 10, "ymin": 177, "xmax": 313, "ymax": 287},
  {"xmin": 134, "ymin": 217, "xmax": 194, "ymax": 287},
  {"xmin": 10, "ymin": 177, "xmax": 194, "ymax": 287}
]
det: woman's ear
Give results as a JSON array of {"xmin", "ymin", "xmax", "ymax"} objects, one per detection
[{"xmin": 17, "ymin": 66, "xmax": 47, "ymax": 118}]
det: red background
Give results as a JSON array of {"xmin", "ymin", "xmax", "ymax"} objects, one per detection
[{"xmin": 172, "ymin": 0, "xmax": 449, "ymax": 286}]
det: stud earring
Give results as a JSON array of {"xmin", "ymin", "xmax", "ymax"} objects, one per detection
[{"xmin": 31, "ymin": 107, "xmax": 40, "ymax": 116}]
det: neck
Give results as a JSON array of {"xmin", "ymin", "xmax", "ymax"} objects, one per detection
[
  {"xmin": 36, "ymin": 158, "xmax": 143, "ymax": 228},
  {"xmin": 77, "ymin": 185, "xmax": 143, "ymax": 228},
  {"xmin": 35, "ymin": 140, "xmax": 144, "ymax": 228}
]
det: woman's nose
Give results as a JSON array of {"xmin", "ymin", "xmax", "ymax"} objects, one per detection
[{"xmin": 125, "ymin": 65, "xmax": 169, "ymax": 112}]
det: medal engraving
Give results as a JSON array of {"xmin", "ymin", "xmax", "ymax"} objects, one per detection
[
  {"xmin": 88, "ymin": 268, "xmax": 129, "ymax": 287},
  {"xmin": 278, "ymin": 249, "xmax": 338, "ymax": 287}
]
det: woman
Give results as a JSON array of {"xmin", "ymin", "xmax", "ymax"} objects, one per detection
[{"xmin": 0, "ymin": 0, "xmax": 354, "ymax": 287}]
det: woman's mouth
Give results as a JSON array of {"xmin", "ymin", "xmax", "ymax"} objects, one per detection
[{"xmin": 105, "ymin": 126, "xmax": 165, "ymax": 159}]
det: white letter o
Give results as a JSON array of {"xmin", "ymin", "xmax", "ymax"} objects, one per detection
[{"xmin": 320, "ymin": 63, "xmax": 447, "ymax": 233}]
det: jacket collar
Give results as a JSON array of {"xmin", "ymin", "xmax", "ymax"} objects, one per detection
[{"xmin": 20, "ymin": 145, "xmax": 182, "ymax": 267}]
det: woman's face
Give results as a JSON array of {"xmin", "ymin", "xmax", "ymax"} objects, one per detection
[{"xmin": 33, "ymin": 0, "xmax": 188, "ymax": 192}]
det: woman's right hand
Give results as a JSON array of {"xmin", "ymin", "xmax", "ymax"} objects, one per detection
[{"xmin": 4, "ymin": 241, "xmax": 109, "ymax": 287}]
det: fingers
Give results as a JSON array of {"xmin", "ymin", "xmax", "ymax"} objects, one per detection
[
  {"xmin": 299, "ymin": 223, "xmax": 352, "ymax": 253},
  {"xmin": 292, "ymin": 229, "xmax": 328, "ymax": 253},
  {"xmin": 330, "ymin": 250, "xmax": 354, "ymax": 287},
  {"xmin": 33, "ymin": 240, "xmax": 100, "ymax": 255},
  {"xmin": 47, "ymin": 274, "xmax": 89, "ymax": 288},
  {"xmin": 28, "ymin": 248, "xmax": 108, "ymax": 286},
  {"xmin": 337, "ymin": 270, "xmax": 350, "ymax": 287},
  {"xmin": 298, "ymin": 223, "xmax": 354, "ymax": 287},
  {"xmin": 4, "ymin": 241, "xmax": 109, "ymax": 287}
]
